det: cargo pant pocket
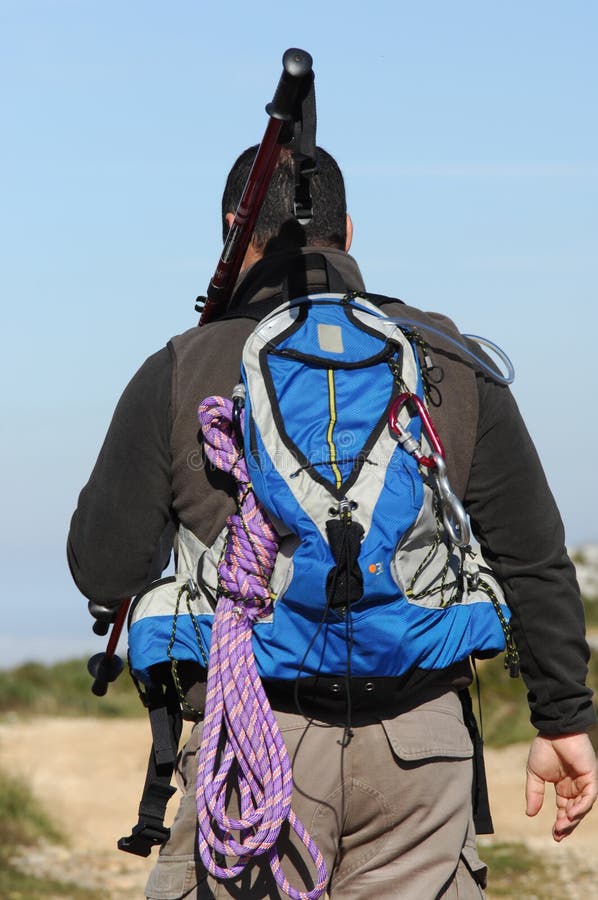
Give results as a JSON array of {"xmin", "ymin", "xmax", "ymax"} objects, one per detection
[
  {"xmin": 442, "ymin": 840, "xmax": 487, "ymax": 898},
  {"xmin": 145, "ymin": 855, "xmax": 209, "ymax": 900},
  {"xmin": 379, "ymin": 691, "xmax": 474, "ymax": 762}
]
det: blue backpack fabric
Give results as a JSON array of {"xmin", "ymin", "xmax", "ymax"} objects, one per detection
[{"xmin": 128, "ymin": 292, "xmax": 513, "ymax": 686}]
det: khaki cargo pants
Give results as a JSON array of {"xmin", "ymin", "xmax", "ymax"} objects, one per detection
[{"xmin": 146, "ymin": 691, "xmax": 487, "ymax": 899}]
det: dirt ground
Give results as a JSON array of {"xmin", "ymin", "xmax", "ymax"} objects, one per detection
[{"xmin": 1, "ymin": 717, "xmax": 597, "ymax": 899}]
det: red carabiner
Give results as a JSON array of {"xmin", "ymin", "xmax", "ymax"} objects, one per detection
[{"xmin": 388, "ymin": 392, "xmax": 445, "ymax": 468}]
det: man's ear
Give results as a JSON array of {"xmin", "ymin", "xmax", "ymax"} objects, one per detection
[
  {"xmin": 224, "ymin": 211, "xmax": 263, "ymax": 271},
  {"xmin": 345, "ymin": 214, "xmax": 353, "ymax": 252}
]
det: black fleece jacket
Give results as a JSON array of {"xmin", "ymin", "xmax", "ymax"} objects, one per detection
[{"xmin": 68, "ymin": 251, "xmax": 595, "ymax": 736}]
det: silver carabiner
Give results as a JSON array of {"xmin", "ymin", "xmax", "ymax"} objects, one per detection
[{"xmin": 430, "ymin": 454, "xmax": 471, "ymax": 548}]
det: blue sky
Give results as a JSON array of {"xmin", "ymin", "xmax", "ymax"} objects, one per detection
[{"xmin": 1, "ymin": 1, "xmax": 596, "ymax": 667}]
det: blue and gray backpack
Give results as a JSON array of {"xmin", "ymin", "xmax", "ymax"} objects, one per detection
[{"xmin": 128, "ymin": 291, "xmax": 518, "ymax": 689}]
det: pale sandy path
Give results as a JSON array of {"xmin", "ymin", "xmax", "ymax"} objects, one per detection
[
  {"xmin": 1, "ymin": 718, "xmax": 597, "ymax": 898},
  {"xmin": 0, "ymin": 717, "xmax": 171, "ymax": 897}
]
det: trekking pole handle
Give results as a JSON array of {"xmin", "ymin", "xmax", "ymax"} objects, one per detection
[
  {"xmin": 105, "ymin": 598, "xmax": 131, "ymax": 659},
  {"xmin": 198, "ymin": 48, "xmax": 314, "ymax": 326},
  {"xmin": 266, "ymin": 48, "xmax": 313, "ymax": 120},
  {"xmin": 87, "ymin": 597, "xmax": 131, "ymax": 696}
]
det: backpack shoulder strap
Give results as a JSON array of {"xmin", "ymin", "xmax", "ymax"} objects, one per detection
[{"xmin": 222, "ymin": 251, "xmax": 350, "ymax": 322}]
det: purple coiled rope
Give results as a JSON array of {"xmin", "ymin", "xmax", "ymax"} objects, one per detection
[{"xmin": 195, "ymin": 396, "xmax": 328, "ymax": 900}]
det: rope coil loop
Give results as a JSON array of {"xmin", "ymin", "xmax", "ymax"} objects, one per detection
[{"xmin": 195, "ymin": 395, "xmax": 328, "ymax": 900}]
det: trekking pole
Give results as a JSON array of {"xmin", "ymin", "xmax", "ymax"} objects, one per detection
[
  {"xmin": 87, "ymin": 597, "xmax": 131, "ymax": 696},
  {"xmin": 196, "ymin": 47, "xmax": 314, "ymax": 326}
]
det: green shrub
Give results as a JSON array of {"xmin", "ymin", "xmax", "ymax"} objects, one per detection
[
  {"xmin": 0, "ymin": 767, "xmax": 63, "ymax": 847},
  {"xmin": 0, "ymin": 766, "xmax": 102, "ymax": 899},
  {"xmin": 0, "ymin": 658, "xmax": 143, "ymax": 718},
  {"xmin": 482, "ymin": 841, "xmax": 571, "ymax": 898},
  {"xmin": 473, "ymin": 646, "xmax": 597, "ymax": 748},
  {"xmin": 472, "ymin": 656, "xmax": 534, "ymax": 747},
  {"xmin": 583, "ymin": 594, "xmax": 598, "ymax": 628}
]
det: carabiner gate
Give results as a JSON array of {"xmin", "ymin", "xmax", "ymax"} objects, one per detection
[
  {"xmin": 430, "ymin": 455, "xmax": 471, "ymax": 548},
  {"xmin": 388, "ymin": 392, "xmax": 445, "ymax": 468},
  {"xmin": 388, "ymin": 392, "xmax": 471, "ymax": 548}
]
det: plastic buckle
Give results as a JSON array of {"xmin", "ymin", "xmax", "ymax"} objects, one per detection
[
  {"xmin": 118, "ymin": 820, "xmax": 171, "ymax": 857},
  {"xmin": 293, "ymin": 196, "xmax": 313, "ymax": 225}
]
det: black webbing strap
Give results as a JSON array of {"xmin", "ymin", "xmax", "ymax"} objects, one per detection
[
  {"xmin": 459, "ymin": 688, "xmax": 494, "ymax": 835},
  {"xmin": 118, "ymin": 678, "xmax": 183, "ymax": 857},
  {"xmin": 292, "ymin": 73, "xmax": 317, "ymax": 224}
]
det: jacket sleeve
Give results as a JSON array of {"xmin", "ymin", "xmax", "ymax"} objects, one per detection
[
  {"xmin": 465, "ymin": 375, "xmax": 595, "ymax": 735},
  {"xmin": 67, "ymin": 347, "xmax": 175, "ymax": 604}
]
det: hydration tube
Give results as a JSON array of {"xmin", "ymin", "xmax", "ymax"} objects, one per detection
[
  {"xmin": 387, "ymin": 318, "xmax": 515, "ymax": 385},
  {"xmin": 460, "ymin": 333, "xmax": 515, "ymax": 385}
]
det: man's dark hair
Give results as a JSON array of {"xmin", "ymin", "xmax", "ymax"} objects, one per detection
[{"xmin": 221, "ymin": 145, "xmax": 347, "ymax": 252}]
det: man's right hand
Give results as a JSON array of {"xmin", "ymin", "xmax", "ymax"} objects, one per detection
[{"xmin": 526, "ymin": 732, "xmax": 598, "ymax": 842}]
